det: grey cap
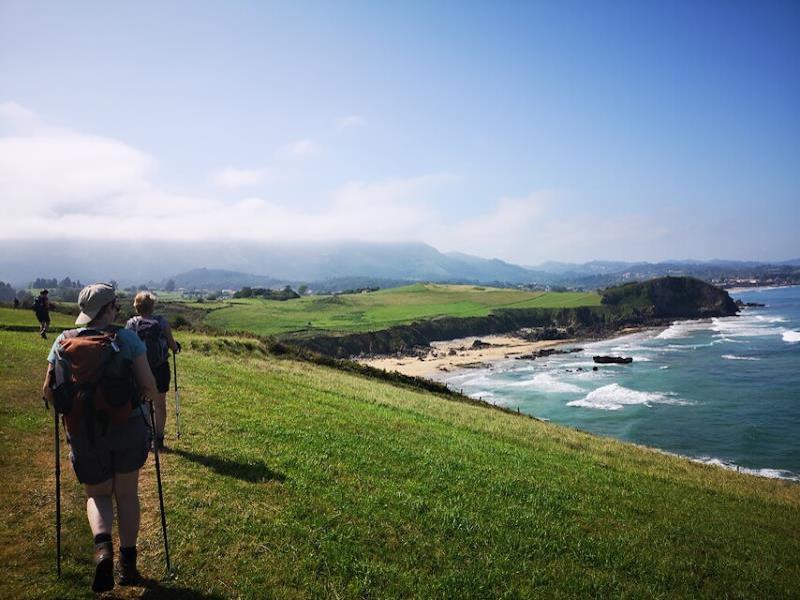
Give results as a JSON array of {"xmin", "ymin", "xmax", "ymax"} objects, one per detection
[{"xmin": 76, "ymin": 283, "xmax": 116, "ymax": 325}]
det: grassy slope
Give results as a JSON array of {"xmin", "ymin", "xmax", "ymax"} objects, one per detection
[
  {"xmin": 1, "ymin": 326, "xmax": 798, "ymax": 598},
  {"xmin": 203, "ymin": 284, "xmax": 601, "ymax": 337}
]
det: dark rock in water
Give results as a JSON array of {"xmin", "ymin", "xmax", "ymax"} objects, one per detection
[
  {"xmin": 514, "ymin": 347, "xmax": 578, "ymax": 361},
  {"xmin": 471, "ymin": 339, "xmax": 494, "ymax": 349},
  {"xmin": 592, "ymin": 366, "xmax": 599, "ymax": 371},
  {"xmin": 593, "ymin": 355, "xmax": 633, "ymax": 364},
  {"xmin": 736, "ymin": 299, "xmax": 766, "ymax": 308}
]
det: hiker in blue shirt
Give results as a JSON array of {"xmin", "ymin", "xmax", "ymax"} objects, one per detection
[{"xmin": 43, "ymin": 283, "xmax": 159, "ymax": 592}]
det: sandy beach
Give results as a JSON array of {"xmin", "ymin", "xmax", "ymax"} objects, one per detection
[{"xmin": 357, "ymin": 334, "xmax": 577, "ymax": 379}]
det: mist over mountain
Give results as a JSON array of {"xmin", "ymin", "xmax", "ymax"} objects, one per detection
[
  {"xmin": 0, "ymin": 240, "xmax": 533, "ymax": 287},
  {"xmin": 1, "ymin": 239, "xmax": 796, "ymax": 290}
]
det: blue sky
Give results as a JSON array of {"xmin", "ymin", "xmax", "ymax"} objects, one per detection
[{"xmin": 1, "ymin": 0, "xmax": 798, "ymax": 264}]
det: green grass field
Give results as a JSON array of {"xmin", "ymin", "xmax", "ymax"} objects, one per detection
[
  {"xmin": 0, "ymin": 306, "xmax": 76, "ymax": 331},
  {"xmin": 1, "ymin": 315, "xmax": 798, "ymax": 598},
  {"xmin": 202, "ymin": 283, "xmax": 602, "ymax": 337}
]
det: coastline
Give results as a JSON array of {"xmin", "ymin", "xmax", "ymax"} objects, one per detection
[{"xmin": 357, "ymin": 327, "xmax": 650, "ymax": 380}]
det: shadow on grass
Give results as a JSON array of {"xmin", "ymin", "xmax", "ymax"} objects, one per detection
[
  {"xmin": 172, "ymin": 448, "xmax": 286, "ymax": 483},
  {"xmin": 137, "ymin": 576, "xmax": 226, "ymax": 599},
  {"xmin": 58, "ymin": 573, "xmax": 225, "ymax": 599}
]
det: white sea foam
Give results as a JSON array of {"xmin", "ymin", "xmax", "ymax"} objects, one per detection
[
  {"xmin": 659, "ymin": 365, "xmax": 669, "ymax": 370},
  {"xmin": 656, "ymin": 320, "xmax": 710, "ymax": 340},
  {"xmin": 689, "ymin": 456, "xmax": 800, "ymax": 482},
  {"xmin": 711, "ymin": 316, "xmax": 784, "ymax": 339},
  {"xmin": 721, "ymin": 354, "xmax": 761, "ymax": 361},
  {"xmin": 754, "ymin": 315, "xmax": 786, "ymax": 323},
  {"xmin": 507, "ymin": 373, "xmax": 583, "ymax": 393},
  {"xmin": 782, "ymin": 330, "xmax": 800, "ymax": 343},
  {"xmin": 566, "ymin": 383, "xmax": 689, "ymax": 411}
]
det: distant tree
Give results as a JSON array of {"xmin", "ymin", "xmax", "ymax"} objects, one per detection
[
  {"xmin": 16, "ymin": 290, "xmax": 33, "ymax": 308},
  {"xmin": 164, "ymin": 279, "xmax": 176, "ymax": 292},
  {"xmin": 59, "ymin": 276, "xmax": 72, "ymax": 288},
  {"xmin": 110, "ymin": 280, "xmax": 118, "ymax": 289},
  {"xmin": 234, "ymin": 286, "xmax": 253, "ymax": 299},
  {"xmin": 137, "ymin": 284, "xmax": 149, "ymax": 291},
  {"xmin": 0, "ymin": 281, "xmax": 15, "ymax": 302},
  {"xmin": 60, "ymin": 287, "xmax": 79, "ymax": 302},
  {"xmin": 298, "ymin": 284, "xmax": 308, "ymax": 295}
]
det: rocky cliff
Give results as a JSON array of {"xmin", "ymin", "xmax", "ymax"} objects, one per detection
[{"xmin": 600, "ymin": 276, "xmax": 739, "ymax": 318}]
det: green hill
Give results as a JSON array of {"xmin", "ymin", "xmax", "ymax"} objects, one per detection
[
  {"xmin": 203, "ymin": 284, "xmax": 601, "ymax": 338},
  {"xmin": 1, "ymin": 325, "xmax": 798, "ymax": 598}
]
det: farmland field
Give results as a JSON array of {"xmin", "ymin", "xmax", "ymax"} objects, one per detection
[{"xmin": 202, "ymin": 283, "xmax": 602, "ymax": 337}]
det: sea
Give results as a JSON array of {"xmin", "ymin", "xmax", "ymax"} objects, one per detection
[{"xmin": 443, "ymin": 285, "xmax": 800, "ymax": 482}]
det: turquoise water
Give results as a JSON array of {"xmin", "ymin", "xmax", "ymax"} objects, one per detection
[{"xmin": 444, "ymin": 286, "xmax": 800, "ymax": 481}]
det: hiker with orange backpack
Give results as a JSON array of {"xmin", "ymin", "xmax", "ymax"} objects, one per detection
[
  {"xmin": 42, "ymin": 283, "xmax": 159, "ymax": 592},
  {"xmin": 125, "ymin": 291, "xmax": 180, "ymax": 450}
]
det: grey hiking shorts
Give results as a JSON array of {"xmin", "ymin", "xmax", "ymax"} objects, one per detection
[{"xmin": 66, "ymin": 409, "xmax": 151, "ymax": 485}]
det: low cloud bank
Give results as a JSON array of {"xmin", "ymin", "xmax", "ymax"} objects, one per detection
[{"xmin": 1, "ymin": 102, "xmax": 672, "ymax": 264}]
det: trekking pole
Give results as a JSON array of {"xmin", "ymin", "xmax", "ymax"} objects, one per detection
[
  {"xmin": 148, "ymin": 400, "xmax": 171, "ymax": 573},
  {"xmin": 172, "ymin": 351, "xmax": 181, "ymax": 439},
  {"xmin": 53, "ymin": 402, "xmax": 62, "ymax": 577}
]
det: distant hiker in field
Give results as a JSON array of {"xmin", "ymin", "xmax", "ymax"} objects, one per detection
[
  {"xmin": 43, "ymin": 283, "xmax": 159, "ymax": 592},
  {"xmin": 13, "ymin": 296, "xmax": 19, "ymax": 309},
  {"xmin": 34, "ymin": 289, "xmax": 51, "ymax": 338},
  {"xmin": 126, "ymin": 291, "xmax": 180, "ymax": 450}
]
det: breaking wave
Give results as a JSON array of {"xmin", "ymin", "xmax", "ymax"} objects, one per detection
[
  {"xmin": 656, "ymin": 320, "xmax": 710, "ymax": 340},
  {"xmin": 507, "ymin": 373, "xmax": 583, "ymax": 393},
  {"xmin": 782, "ymin": 330, "xmax": 800, "ymax": 343},
  {"xmin": 689, "ymin": 456, "xmax": 800, "ymax": 483},
  {"xmin": 566, "ymin": 383, "xmax": 689, "ymax": 411},
  {"xmin": 721, "ymin": 354, "xmax": 761, "ymax": 361}
]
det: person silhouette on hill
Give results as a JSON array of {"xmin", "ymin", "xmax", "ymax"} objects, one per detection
[
  {"xmin": 34, "ymin": 289, "xmax": 51, "ymax": 338},
  {"xmin": 43, "ymin": 283, "xmax": 159, "ymax": 592}
]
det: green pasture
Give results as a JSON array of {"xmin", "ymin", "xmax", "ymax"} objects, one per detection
[
  {"xmin": 1, "ymin": 325, "xmax": 798, "ymax": 598},
  {"xmin": 203, "ymin": 283, "xmax": 602, "ymax": 337},
  {"xmin": 0, "ymin": 306, "xmax": 76, "ymax": 331}
]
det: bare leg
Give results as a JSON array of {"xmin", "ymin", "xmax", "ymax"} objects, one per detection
[
  {"xmin": 85, "ymin": 479, "xmax": 114, "ymax": 536},
  {"xmin": 114, "ymin": 470, "xmax": 141, "ymax": 547}
]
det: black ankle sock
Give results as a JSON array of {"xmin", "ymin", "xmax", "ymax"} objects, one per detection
[
  {"xmin": 120, "ymin": 546, "xmax": 137, "ymax": 563},
  {"xmin": 94, "ymin": 533, "xmax": 112, "ymax": 546}
]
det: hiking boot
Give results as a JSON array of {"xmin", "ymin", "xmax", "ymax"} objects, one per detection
[
  {"xmin": 117, "ymin": 559, "xmax": 140, "ymax": 586},
  {"xmin": 92, "ymin": 542, "xmax": 114, "ymax": 593},
  {"xmin": 40, "ymin": 331, "xmax": 47, "ymax": 339}
]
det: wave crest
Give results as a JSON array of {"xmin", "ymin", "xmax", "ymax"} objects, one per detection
[{"xmin": 567, "ymin": 383, "xmax": 689, "ymax": 411}]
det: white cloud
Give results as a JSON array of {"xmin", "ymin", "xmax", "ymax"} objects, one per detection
[
  {"xmin": 0, "ymin": 133, "xmax": 153, "ymax": 216},
  {"xmin": 210, "ymin": 166, "xmax": 273, "ymax": 188},
  {"xmin": 0, "ymin": 101, "xmax": 44, "ymax": 132},
  {"xmin": 0, "ymin": 103, "xmax": 671, "ymax": 264},
  {"xmin": 336, "ymin": 115, "xmax": 365, "ymax": 130}
]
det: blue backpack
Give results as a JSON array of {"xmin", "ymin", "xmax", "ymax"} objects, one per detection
[{"xmin": 128, "ymin": 317, "xmax": 169, "ymax": 368}]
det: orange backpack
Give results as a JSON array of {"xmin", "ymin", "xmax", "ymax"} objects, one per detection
[{"xmin": 49, "ymin": 327, "xmax": 139, "ymax": 442}]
